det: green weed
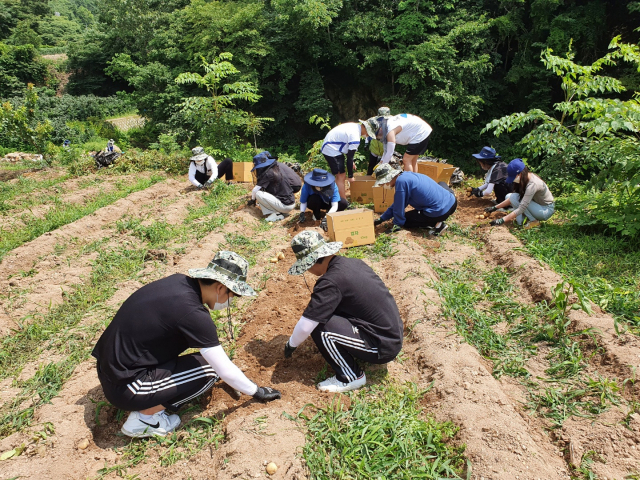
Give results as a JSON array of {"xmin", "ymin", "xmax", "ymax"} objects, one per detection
[
  {"xmin": 223, "ymin": 233, "xmax": 269, "ymax": 266},
  {"xmin": 300, "ymin": 383, "xmax": 467, "ymax": 480},
  {"xmin": 342, "ymin": 232, "xmax": 398, "ymax": 261}
]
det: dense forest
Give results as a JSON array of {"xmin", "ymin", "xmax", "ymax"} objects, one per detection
[{"xmin": 1, "ymin": 0, "xmax": 640, "ymax": 235}]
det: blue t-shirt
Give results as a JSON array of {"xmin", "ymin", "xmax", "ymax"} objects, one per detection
[
  {"xmin": 380, "ymin": 172, "xmax": 456, "ymax": 226},
  {"xmin": 300, "ymin": 182, "xmax": 340, "ymax": 205}
]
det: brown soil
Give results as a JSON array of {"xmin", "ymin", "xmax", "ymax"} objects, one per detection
[{"xmin": 0, "ymin": 177, "xmax": 638, "ymax": 480}]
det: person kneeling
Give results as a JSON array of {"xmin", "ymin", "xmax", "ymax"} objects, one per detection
[
  {"xmin": 92, "ymin": 251, "xmax": 280, "ymax": 438},
  {"xmin": 470, "ymin": 146, "xmax": 511, "ymax": 204},
  {"xmin": 188, "ymin": 146, "xmax": 234, "ymax": 188},
  {"xmin": 250, "ymin": 151, "xmax": 296, "ymax": 222},
  {"xmin": 284, "ymin": 231, "xmax": 403, "ymax": 393},
  {"xmin": 298, "ymin": 168, "xmax": 349, "ymax": 231},
  {"xmin": 372, "ymin": 163, "xmax": 457, "ymax": 236}
]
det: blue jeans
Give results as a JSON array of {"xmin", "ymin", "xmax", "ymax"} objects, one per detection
[{"xmin": 506, "ymin": 193, "xmax": 555, "ymax": 225}]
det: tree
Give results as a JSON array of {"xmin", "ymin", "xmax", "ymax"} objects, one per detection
[
  {"xmin": 175, "ymin": 53, "xmax": 261, "ymax": 151},
  {"xmin": 483, "ymin": 38, "xmax": 640, "ymax": 237},
  {"xmin": 0, "ymin": 83, "xmax": 52, "ymax": 153},
  {"xmin": 244, "ymin": 112, "xmax": 274, "ymax": 149}
]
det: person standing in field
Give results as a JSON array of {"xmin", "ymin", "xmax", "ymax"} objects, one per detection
[
  {"xmin": 283, "ymin": 231, "xmax": 403, "ymax": 393},
  {"xmin": 375, "ymin": 113, "xmax": 433, "ymax": 172},
  {"xmin": 188, "ymin": 146, "xmax": 234, "ymax": 188},
  {"xmin": 249, "ymin": 151, "xmax": 296, "ymax": 222},
  {"xmin": 485, "ymin": 158, "xmax": 555, "ymax": 229},
  {"xmin": 92, "ymin": 251, "xmax": 281, "ymax": 438},
  {"xmin": 298, "ymin": 168, "xmax": 349, "ymax": 231},
  {"xmin": 365, "ymin": 107, "xmax": 391, "ymax": 175},
  {"xmin": 320, "ymin": 121, "xmax": 373, "ymax": 199},
  {"xmin": 470, "ymin": 146, "xmax": 511, "ymax": 204},
  {"xmin": 372, "ymin": 163, "xmax": 456, "ymax": 236}
]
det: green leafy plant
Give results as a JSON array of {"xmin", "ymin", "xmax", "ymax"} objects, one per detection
[{"xmin": 0, "ymin": 83, "xmax": 52, "ymax": 154}]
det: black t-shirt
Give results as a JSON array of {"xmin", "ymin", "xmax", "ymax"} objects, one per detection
[
  {"xmin": 279, "ymin": 163, "xmax": 302, "ymax": 190},
  {"xmin": 303, "ymin": 256, "xmax": 403, "ymax": 360},
  {"xmin": 489, "ymin": 162, "xmax": 509, "ymax": 184},
  {"xmin": 92, "ymin": 274, "xmax": 220, "ymax": 385},
  {"xmin": 256, "ymin": 163, "xmax": 295, "ymax": 205}
]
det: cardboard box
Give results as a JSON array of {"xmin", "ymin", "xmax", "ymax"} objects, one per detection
[
  {"xmin": 417, "ymin": 161, "xmax": 456, "ymax": 185},
  {"xmin": 232, "ymin": 162, "xmax": 254, "ymax": 183},
  {"xmin": 372, "ymin": 186, "xmax": 394, "ymax": 213},
  {"xmin": 326, "ymin": 209, "xmax": 375, "ymax": 248},
  {"xmin": 349, "ymin": 176, "xmax": 375, "ymax": 204}
]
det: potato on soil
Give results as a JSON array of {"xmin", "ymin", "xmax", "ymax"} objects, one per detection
[
  {"xmin": 270, "ymin": 257, "xmax": 278, "ymax": 263},
  {"xmin": 277, "ymin": 252, "xmax": 285, "ymax": 260},
  {"xmin": 266, "ymin": 462, "xmax": 277, "ymax": 474}
]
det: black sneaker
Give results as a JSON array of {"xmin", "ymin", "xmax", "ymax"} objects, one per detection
[{"xmin": 432, "ymin": 222, "xmax": 448, "ymax": 236}]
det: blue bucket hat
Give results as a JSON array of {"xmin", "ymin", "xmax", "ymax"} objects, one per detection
[
  {"xmin": 472, "ymin": 146, "xmax": 500, "ymax": 161},
  {"xmin": 506, "ymin": 158, "xmax": 526, "ymax": 183},
  {"xmin": 252, "ymin": 151, "xmax": 276, "ymax": 172},
  {"xmin": 304, "ymin": 168, "xmax": 335, "ymax": 188}
]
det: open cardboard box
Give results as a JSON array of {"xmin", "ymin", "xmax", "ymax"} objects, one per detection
[
  {"xmin": 417, "ymin": 161, "xmax": 456, "ymax": 185},
  {"xmin": 232, "ymin": 162, "xmax": 254, "ymax": 183},
  {"xmin": 349, "ymin": 175, "xmax": 375, "ymax": 204},
  {"xmin": 326, "ymin": 208, "xmax": 375, "ymax": 248},
  {"xmin": 372, "ymin": 186, "xmax": 394, "ymax": 213}
]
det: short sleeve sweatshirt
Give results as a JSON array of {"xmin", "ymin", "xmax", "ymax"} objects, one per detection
[
  {"xmin": 92, "ymin": 274, "xmax": 220, "ymax": 385},
  {"xmin": 321, "ymin": 123, "xmax": 362, "ymax": 156},
  {"xmin": 302, "ymin": 256, "xmax": 403, "ymax": 360},
  {"xmin": 387, "ymin": 114, "xmax": 432, "ymax": 145}
]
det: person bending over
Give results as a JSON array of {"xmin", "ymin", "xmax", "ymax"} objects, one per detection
[
  {"xmin": 284, "ymin": 231, "xmax": 403, "ymax": 393},
  {"xmin": 470, "ymin": 146, "xmax": 511, "ymax": 204},
  {"xmin": 92, "ymin": 251, "xmax": 281, "ymax": 438},
  {"xmin": 374, "ymin": 113, "xmax": 433, "ymax": 172},
  {"xmin": 320, "ymin": 121, "xmax": 371, "ymax": 199},
  {"xmin": 372, "ymin": 164, "xmax": 457, "ymax": 236},
  {"xmin": 365, "ymin": 107, "xmax": 391, "ymax": 175},
  {"xmin": 279, "ymin": 161, "xmax": 302, "ymax": 193},
  {"xmin": 485, "ymin": 158, "xmax": 555, "ymax": 229},
  {"xmin": 249, "ymin": 151, "xmax": 296, "ymax": 222},
  {"xmin": 188, "ymin": 146, "xmax": 234, "ymax": 188},
  {"xmin": 298, "ymin": 168, "xmax": 348, "ymax": 231}
]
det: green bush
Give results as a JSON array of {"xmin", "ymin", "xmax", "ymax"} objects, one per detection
[{"xmin": 111, "ymin": 148, "xmax": 189, "ymax": 175}]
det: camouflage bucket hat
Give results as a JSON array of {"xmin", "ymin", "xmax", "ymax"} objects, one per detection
[
  {"xmin": 373, "ymin": 163, "xmax": 401, "ymax": 187},
  {"xmin": 190, "ymin": 146, "xmax": 207, "ymax": 163},
  {"xmin": 378, "ymin": 106, "xmax": 391, "ymax": 118},
  {"xmin": 288, "ymin": 231, "xmax": 342, "ymax": 276},
  {"xmin": 189, "ymin": 251, "xmax": 257, "ymax": 296},
  {"xmin": 359, "ymin": 117, "xmax": 380, "ymax": 139}
]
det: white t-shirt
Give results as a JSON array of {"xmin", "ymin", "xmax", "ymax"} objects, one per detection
[
  {"xmin": 188, "ymin": 156, "xmax": 218, "ymax": 187},
  {"xmin": 321, "ymin": 123, "xmax": 362, "ymax": 156},
  {"xmin": 386, "ymin": 114, "xmax": 432, "ymax": 145}
]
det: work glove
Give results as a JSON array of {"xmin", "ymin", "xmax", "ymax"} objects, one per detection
[
  {"xmin": 374, "ymin": 218, "xmax": 384, "ymax": 227},
  {"xmin": 490, "ymin": 218, "xmax": 505, "ymax": 226},
  {"xmin": 204, "ymin": 179, "xmax": 214, "ymax": 188},
  {"xmin": 247, "ymin": 198, "xmax": 256, "ymax": 207},
  {"xmin": 197, "ymin": 184, "xmax": 204, "ymax": 189},
  {"xmin": 284, "ymin": 340, "xmax": 297, "ymax": 358},
  {"xmin": 471, "ymin": 187, "xmax": 482, "ymax": 197},
  {"xmin": 253, "ymin": 386, "xmax": 281, "ymax": 402},
  {"xmin": 484, "ymin": 206, "xmax": 497, "ymax": 214},
  {"xmin": 320, "ymin": 217, "xmax": 328, "ymax": 232},
  {"xmin": 384, "ymin": 224, "xmax": 402, "ymax": 235},
  {"xmin": 298, "ymin": 212, "xmax": 306, "ymax": 223}
]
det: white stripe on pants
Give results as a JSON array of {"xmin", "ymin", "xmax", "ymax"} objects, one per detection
[{"xmin": 255, "ymin": 190, "xmax": 295, "ymax": 215}]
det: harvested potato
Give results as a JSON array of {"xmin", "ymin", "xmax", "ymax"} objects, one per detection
[
  {"xmin": 266, "ymin": 462, "xmax": 278, "ymax": 475},
  {"xmin": 270, "ymin": 257, "xmax": 278, "ymax": 263},
  {"xmin": 277, "ymin": 252, "xmax": 285, "ymax": 260}
]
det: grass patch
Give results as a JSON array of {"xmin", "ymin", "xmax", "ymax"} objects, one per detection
[
  {"xmin": 300, "ymin": 383, "xmax": 467, "ymax": 479},
  {"xmin": 515, "ymin": 222, "xmax": 640, "ymax": 333},
  {"xmin": 0, "ymin": 173, "xmax": 71, "ymax": 211},
  {"xmin": 223, "ymin": 233, "xmax": 270, "ymax": 266},
  {"xmin": 342, "ymin": 232, "xmax": 398, "ymax": 261},
  {"xmin": 0, "ymin": 175, "xmax": 165, "ymax": 261}
]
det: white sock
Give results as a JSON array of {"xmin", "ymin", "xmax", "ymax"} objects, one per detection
[
  {"xmin": 435, "ymin": 222, "xmax": 442, "ymax": 228},
  {"xmin": 139, "ymin": 411, "xmax": 162, "ymax": 421}
]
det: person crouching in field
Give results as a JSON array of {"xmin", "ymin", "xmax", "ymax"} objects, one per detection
[
  {"xmin": 298, "ymin": 168, "xmax": 348, "ymax": 232},
  {"xmin": 188, "ymin": 146, "xmax": 234, "ymax": 189},
  {"xmin": 92, "ymin": 252, "xmax": 281, "ymax": 438},
  {"xmin": 249, "ymin": 151, "xmax": 296, "ymax": 222},
  {"xmin": 469, "ymin": 146, "xmax": 511, "ymax": 204},
  {"xmin": 372, "ymin": 163, "xmax": 457, "ymax": 236},
  {"xmin": 283, "ymin": 231, "xmax": 403, "ymax": 393},
  {"xmin": 485, "ymin": 158, "xmax": 555, "ymax": 229}
]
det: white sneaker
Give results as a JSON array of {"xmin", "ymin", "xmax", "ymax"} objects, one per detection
[
  {"xmin": 265, "ymin": 213, "xmax": 285, "ymax": 222},
  {"xmin": 121, "ymin": 411, "xmax": 181, "ymax": 438},
  {"xmin": 317, "ymin": 374, "xmax": 366, "ymax": 393}
]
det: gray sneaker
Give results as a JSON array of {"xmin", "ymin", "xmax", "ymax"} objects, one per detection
[{"xmin": 121, "ymin": 411, "xmax": 181, "ymax": 438}]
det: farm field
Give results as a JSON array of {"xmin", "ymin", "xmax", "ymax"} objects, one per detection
[{"xmin": 0, "ymin": 165, "xmax": 638, "ymax": 480}]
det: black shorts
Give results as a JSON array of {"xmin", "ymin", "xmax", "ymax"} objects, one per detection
[
  {"xmin": 97, "ymin": 353, "xmax": 219, "ymax": 412},
  {"xmin": 405, "ymin": 136, "xmax": 430, "ymax": 156},
  {"xmin": 323, "ymin": 154, "xmax": 346, "ymax": 175}
]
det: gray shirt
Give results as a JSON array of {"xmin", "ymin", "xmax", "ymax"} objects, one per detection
[{"xmin": 513, "ymin": 174, "xmax": 554, "ymax": 217}]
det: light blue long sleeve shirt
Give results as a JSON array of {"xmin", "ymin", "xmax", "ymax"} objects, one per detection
[{"xmin": 379, "ymin": 172, "xmax": 456, "ymax": 226}]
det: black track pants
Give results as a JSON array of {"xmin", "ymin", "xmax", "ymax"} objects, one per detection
[
  {"xmin": 97, "ymin": 353, "xmax": 219, "ymax": 412},
  {"xmin": 311, "ymin": 315, "xmax": 382, "ymax": 383},
  {"xmin": 306, "ymin": 195, "xmax": 349, "ymax": 220},
  {"xmin": 217, "ymin": 158, "xmax": 234, "ymax": 181}
]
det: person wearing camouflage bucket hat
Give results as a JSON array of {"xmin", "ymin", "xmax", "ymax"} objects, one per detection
[
  {"xmin": 283, "ymin": 230, "xmax": 403, "ymax": 393},
  {"xmin": 92, "ymin": 251, "xmax": 280, "ymax": 439},
  {"xmin": 372, "ymin": 161, "xmax": 457, "ymax": 236}
]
